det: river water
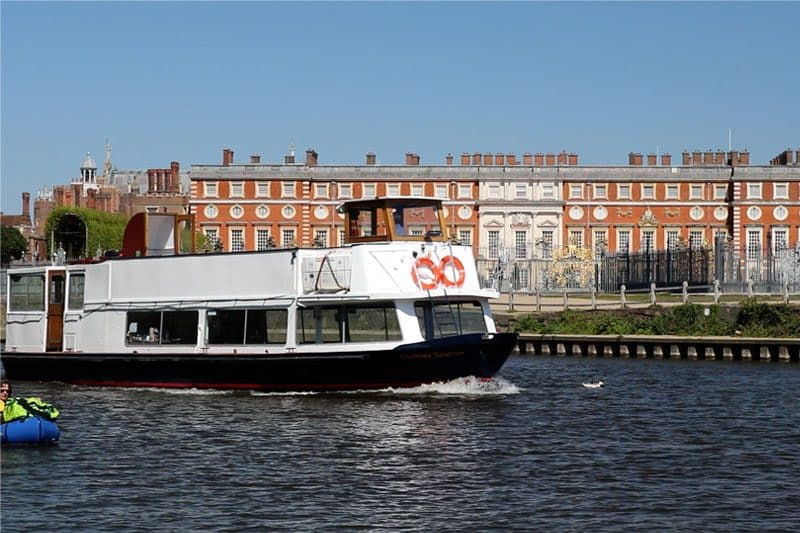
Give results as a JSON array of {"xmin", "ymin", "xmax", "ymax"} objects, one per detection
[{"xmin": 2, "ymin": 356, "xmax": 798, "ymax": 531}]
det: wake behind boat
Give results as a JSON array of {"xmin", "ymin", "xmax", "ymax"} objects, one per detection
[{"xmin": 1, "ymin": 197, "xmax": 517, "ymax": 392}]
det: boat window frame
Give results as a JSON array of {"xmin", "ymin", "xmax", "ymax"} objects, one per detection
[
  {"xmin": 125, "ymin": 310, "xmax": 199, "ymax": 346},
  {"xmin": 296, "ymin": 302, "xmax": 401, "ymax": 344},
  {"xmin": 8, "ymin": 273, "xmax": 46, "ymax": 312},
  {"xmin": 414, "ymin": 300, "xmax": 487, "ymax": 340},
  {"xmin": 206, "ymin": 308, "xmax": 288, "ymax": 345},
  {"xmin": 67, "ymin": 272, "xmax": 85, "ymax": 310}
]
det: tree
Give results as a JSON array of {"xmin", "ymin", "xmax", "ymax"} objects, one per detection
[{"xmin": 1, "ymin": 225, "xmax": 28, "ymax": 265}]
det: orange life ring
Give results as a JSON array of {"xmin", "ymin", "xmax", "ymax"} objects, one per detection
[
  {"xmin": 411, "ymin": 257, "xmax": 440, "ymax": 290},
  {"xmin": 438, "ymin": 255, "xmax": 466, "ymax": 287}
]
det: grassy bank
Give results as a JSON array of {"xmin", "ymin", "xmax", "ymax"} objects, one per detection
[{"xmin": 506, "ymin": 299, "xmax": 800, "ymax": 338}]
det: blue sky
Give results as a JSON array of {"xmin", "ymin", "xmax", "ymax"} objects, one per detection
[{"xmin": 2, "ymin": 1, "xmax": 798, "ymax": 213}]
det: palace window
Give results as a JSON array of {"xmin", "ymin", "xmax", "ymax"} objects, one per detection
[
  {"xmin": 773, "ymin": 228, "xmax": 788, "ymax": 252},
  {"xmin": 282, "ymin": 182, "xmax": 295, "ymax": 198},
  {"xmin": 666, "ymin": 184, "xmax": 679, "ymax": 199},
  {"xmin": 362, "ymin": 183, "xmax": 376, "ymax": 198},
  {"xmin": 314, "ymin": 229, "xmax": 328, "ymax": 247},
  {"xmin": 774, "ymin": 182, "xmax": 789, "ymax": 199},
  {"xmin": 515, "ymin": 231, "xmax": 527, "ymax": 259},
  {"xmin": 230, "ymin": 229, "xmax": 245, "ymax": 252},
  {"xmin": 593, "ymin": 229, "xmax": 608, "ymax": 254},
  {"xmin": 126, "ymin": 311, "xmax": 198, "ymax": 345},
  {"xmin": 540, "ymin": 230, "xmax": 553, "ymax": 258},
  {"xmin": 412, "ymin": 184, "xmax": 425, "ymax": 197},
  {"xmin": 747, "ymin": 183, "xmax": 762, "ymax": 199},
  {"xmin": 435, "ymin": 184, "xmax": 449, "ymax": 199},
  {"xmin": 569, "ymin": 229, "xmax": 583, "ymax": 248},
  {"xmin": 541, "ymin": 183, "xmax": 554, "ymax": 199},
  {"xmin": 690, "ymin": 185, "xmax": 703, "ymax": 200},
  {"xmin": 593, "ymin": 184, "xmax": 607, "ymax": 199},
  {"xmin": 569, "ymin": 184, "xmax": 583, "ymax": 199},
  {"xmin": 387, "ymin": 183, "xmax": 401, "ymax": 196},
  {"xmin": 617, "ymin": 184, "xmax": 631, "ymax": 199},
  {"xmin": 746, "ymin": 229, "xmax": 762, "ymax": 261},
  {"xmin": 457, "ymin": 184, "xmax": 472, "ymax": 198},
  {"xmin": 230, "ymin": 182, "xmax": 244, "ymax": 198},
  {"xmin": 488, "ymin": 230, "xmax": 500, "ymax": 259},
  {"xmin": 641, "ymin": 184, "xmax": 655, "ymax": 199},
  {"xmin": 282, "ymin": 228, "xmax": 296, "ymax": 248},
  {"xmin": 487, "ymin": 184, "xmax": 500, "ymax": 199},
  {"xmin": 256, "ymin": 229, "xmax": 272, "ymax": 251},
  {"xmin": 617, "ymin": 230, "xmax": 631, "ymax": 254},
  {"xmin": 515, "ymin": 184, "xmax": 527, "ymax": 199},
  {"xmin": 714, "ymin": 184, "xmax": 727, "ymax": 200},
  {"xmin": 458, "ymin": 229, "xmax": 472, "ymax": 245},
  {"xmin": 641, "ymin": 230, "xmax": 655, "ymax": 253},
  {"xmin": 256, "ymin": 182, "xmax": 270, "ymax": 198},
  {"xmin": 689, "ymin": 229, "xmax": 704, "ymax": 250},
  {"xmin": 666, "ymin": 230, "xmax": 679, "ymax": 250},
  {"xmin": 338, "ymin": 184, "xmax": 353, "ymax": 199},
  {"xmin": 204, "ymin": 182, "xmax": 218, "ymax": 198},
  {"xmin": 314, "ymin": 184, "xmax": 328, "ymax": 198}
]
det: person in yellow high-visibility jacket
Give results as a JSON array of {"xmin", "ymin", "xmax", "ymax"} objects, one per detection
[{"xmin": 0, "ymin": 381, "xmax": 10, "ymax": 423}]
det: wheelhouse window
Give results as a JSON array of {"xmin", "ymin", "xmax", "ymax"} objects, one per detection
[
  {"xmin": 9, "ymin": 274, "xmax": 45, "ymax": 311},
  {"xmin": 126, "ymin": 311, "xmax": 198, "ymax": 345},
  {"xmin": 68, "ymin": 273, "xmax": 85, "ymax": 310},
  {"xmin": 207, "ymin": 309, "xmax": 287, "ymax": 344},
  {"xmin": 414, "ymin": 301, "xmax": 487, "ymax": 340},
  {"xmin": 297, "ymin": 303, "xmax": 401, "ymax": 344}
]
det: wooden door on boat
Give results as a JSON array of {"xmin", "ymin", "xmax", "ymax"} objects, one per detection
[{"xmin": 46, "ymin": 270, "xmax": 66, "ymax": 351}]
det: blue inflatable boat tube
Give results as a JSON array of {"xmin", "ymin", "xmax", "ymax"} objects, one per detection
[{"xmin": 1, "ymin": 416, "xmax": 61, "ymax": 445}]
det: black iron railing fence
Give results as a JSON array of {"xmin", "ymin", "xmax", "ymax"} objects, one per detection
[{"xmin": 477, "ymin": 244, "xmax": 800, "ymax": 294}]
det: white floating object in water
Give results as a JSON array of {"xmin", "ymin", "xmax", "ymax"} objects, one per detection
[{"xmin": 582, "ymin": 381, "xmax": 604, "ymax": 389}]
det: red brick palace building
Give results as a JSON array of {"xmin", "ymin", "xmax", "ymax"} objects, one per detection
[{"xmin": 189, "ymin": 146, "xmax": 800, "ymax": 258}]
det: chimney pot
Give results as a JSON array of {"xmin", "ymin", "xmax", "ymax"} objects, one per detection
[
  {"xmin": 507, "ymin": 153, "xmax": 517, "ymax": 166},
  {"xmin": 366, "ymin": 152, "xmax": 376, "ymax": 166},
  {"xmin": 250, "ymin": 154, "xmax": 261, "ymax": 164},
  {"xmin": 661, "ymin": 153, "xmax": 672, "ymax": 166},
  {"xmin": 647, "ymin": 153, "xmax": 657, "ymax": 166},
  {"xmin": 223, "ymin": 148, "xmax": 234, "ymax": 166},
  {"xmin": 445, "ymin": 153, "xmax": 454, "ymax": 166},
  {"xmin": 460, "ymin": 152, "xmax": 470, "ymax": 166}
]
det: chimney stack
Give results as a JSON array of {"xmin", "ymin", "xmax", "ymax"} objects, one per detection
[
  {"xmin": 647, "ymin": 153, "xmax": 657, "ymax": 166},
  {"xmin": 507, "ymin": 153, "xmax": 517, "ymax": 166},
  {"xmin": 682, "ymin": 151, "xmax": 691, "ymax": 166},
  {"xmin": 692, "ymin": 151, "xmax": 702, "ymax": 166},
  {"xmin": 557, "ymin": 151, "xmax": 568, "ymax": 165},
  {"xmin": 739, "ymin": 150, "xmax": 750, "ymax": 166},
  {"xmin": 534, "ymin": 153, "xmax": 543, "ymax": 166},
  {"xmin": 413, "ymin": 153, "xmax": 420, "ymax": 166},
  {"xmin": 147, "ymin": 169, "xmax": 156, "ymax": 193},
  {"xmin": 250, "ymin": 154, "xmax": 261, "ymax": 164},
  {"xmin": 22, "ymin": 192, "xmax": 30, "ymax": 220},
  {"xmin": 523, "ymin": 153, "xmax": 533, "ymax": 166},
  {"xmin": 366, "ymin": 153, "xmax": 376, "ymax": 166},
  {"xmin": 460, "ymin": 152, "xmax": 470, "ymax": 166},
  {"xmin": 170, "ymin": 161, "xmax": 180, "ymax": 193},
  {"xmin": 545, "ymin": 153, "xmax": 556, "ymax": 166},
  {"xmin": 472, "ymin": 152, "xmax": 481, "ymax": 165},
  {"xmin": 495, "ymin": 153, "xmax": 505, "ymax": 166},
  {"xmin": 661, "ymin": 153, "xmax": 672, "ymax": 166},
  {"xmin": 405, "ymin": 152, "xmax": 414, "ymax": 166},
  {"xmin": 445, "ymin": 153, "xmax": 453, "ymax": 166},
  {"xmin": 568, "ymin": 153, "xmax": 578, "ymax": 166},
  {"xmin": 305, "ymin": 149, "xmax": 318, "ymax": 166},
  {"xmin": 483, "ymin": 153, "xmax": 493, "ymax": 166},
  {"xmin": 223, "ymin": 148, "xmax": 234, "ymax": 166}
]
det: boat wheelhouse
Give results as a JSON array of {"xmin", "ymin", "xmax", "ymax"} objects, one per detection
[{"xmin": 1, "ymin": 197, "xmax": 517, "ymax": 391}]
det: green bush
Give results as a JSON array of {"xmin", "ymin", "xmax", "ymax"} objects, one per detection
[
  {"xmin": 736, "ymin": 298, "xmax": 800, "ymax": 338},
  {"xmin": 510, "ymin": 301, "xmax": 799, "ymax": 338}
]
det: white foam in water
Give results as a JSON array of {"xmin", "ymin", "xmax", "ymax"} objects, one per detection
[{"xmin": 386, "ymin": 376, "xmax": 521, "ymax": 396}]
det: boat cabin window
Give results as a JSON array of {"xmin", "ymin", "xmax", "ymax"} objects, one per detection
[
  {"xmin": 9, "ymin": 274, "xmax": 45, "ymax": 311},
  {"xmin": 297, "ymin": 303, "xmax": 401, "ymax": 344},
  {"xmin": 207, "ymin": 309, "xmax": 288, "ymax": 345},
  {"xmin": 347, "ymin": 207, "xmax": 385, "ymax": 239},
  {"xmin": 414, "ymin": 301, "xmax": 487, "ymax": 340},
  {"xmin": 126, "ymin": 311, "xmax": 198, "ymax": 345},
  {"xmin": 68, "ymin": 273, "xmax": 85, "ymax": 310},
  {"xmin": 50, "ymin": 275, "xmax": 65, "ymax": 305}
]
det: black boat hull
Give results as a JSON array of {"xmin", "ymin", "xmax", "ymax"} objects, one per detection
[{"xmin": 0, "ymin": 333, "xmax": 518, "ymax": 391}]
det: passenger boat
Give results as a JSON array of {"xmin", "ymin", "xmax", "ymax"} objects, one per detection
[{"xmin": 1, "ymin": 197, "xmax": 517, "ymax": 392}]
